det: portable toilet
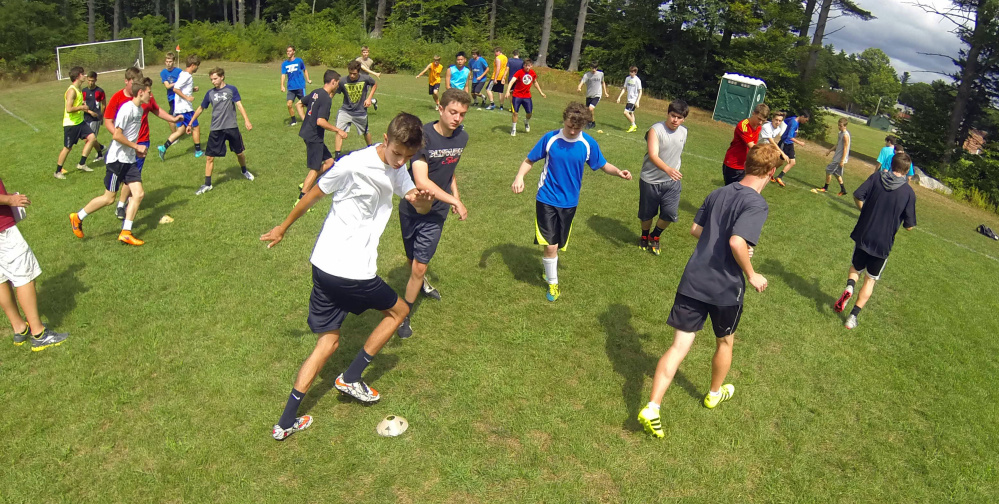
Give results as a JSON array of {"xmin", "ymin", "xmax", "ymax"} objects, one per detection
[
  {"xmin": 712, "ymin": 73, "xmax": 767, "ymax": 125},
  {"xmin": 867, "ymin": 114, "xmax": 893, "ymax": 131}
]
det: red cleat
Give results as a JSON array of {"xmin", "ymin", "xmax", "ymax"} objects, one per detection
[{"xmin": 834, "ymin": 289, "xmax": 853, "ymax": 313}]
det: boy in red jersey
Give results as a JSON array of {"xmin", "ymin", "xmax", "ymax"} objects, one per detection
[
  {"xmin": 504, "ymin": 59, "xmax": 547, "ymax": 136},
  {"xmin": 103, "ymin": 69, "xmax": 183, "ymax": 220},
  {"xmin": 721, "ymin": 103, "xmax": 769, "ymax": 185}
]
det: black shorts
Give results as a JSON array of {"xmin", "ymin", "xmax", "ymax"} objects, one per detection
[
  {"xmin": 534, "ymin": 201, "xmax": 576, "ymax": 251},
  {"xmin": 307, "ymin": 266, "xmax": 400, "ymax": 333},
  {"xmin": 472, "ymin": 80, "xmax": 486, "ymax": 94},
  {"xmin": 491, "ymin": 81, "xmax": 505, "ymax": 93},
  {"xmin": 667, "ymin": 292, "xmax": 743, "ymax": 338},
  {"xmin": 105, "ymin": 161, "xmax": 141, "ymax": 192},
  {"xmin": 305, "ymin": 140, "xmax": 332, "ymax": 170},
  {"xmin": 400, "ymin": 212, "xmax": 445, "ymax": 264},
  {"xmin": 722, "ymin": 164, "xmax": 745, "ymax": 185},
  {"xmin": 287, "ymin": 89, "xmax": 304, "ymax": 102},
  {"xmin": 851, "ymin": 245, "xmax": 887, "ymax": 280},
  {"xmin": 63, "ymin": 122, "xmax": 93, "ymax": 148},
  {"xmin": 206, "ymin": 128, "xmax": 245, "ymax": 157},
  {"xmin": 168, "ymin": 99, "xmax": 175, "ymax": 115},
  {"xmin": 429, "ymin": 84, "xmax": 440, "ymax": 96},
  {"xmin": 625, "ymin": 103, "xmax": 636, "ymax": 112},
  {"xmin": 638, "ymin": 179, "xmax": 681, "ymax": 222},
  {"xmin": 781, "ymin": 142, "xmax": 795, "ymax": 160},
  {"xmin": 585, "ymin": 97, "xmax": 600, "ymax": 108}
]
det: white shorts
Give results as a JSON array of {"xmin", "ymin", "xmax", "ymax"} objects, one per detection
[{"xmin": 0, "ymin": 226, "xmax": 41, "ymax": 287}]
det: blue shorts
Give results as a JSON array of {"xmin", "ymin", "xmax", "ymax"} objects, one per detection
[
  {"xmin": 179, "ymin": 111, "xmax": 199, "ymax": 128},
  {"xmin": 136, "ymin": 141, "xmax": 150, "ymax": 172},
  {"xmin": 287, "ymin": 89, "xmax": 304, "ymax": 102},
  {"xmin": 512, "ymin": 97, "xmax": 533, "ymax": 114}
]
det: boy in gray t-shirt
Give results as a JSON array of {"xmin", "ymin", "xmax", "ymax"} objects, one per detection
[
  {"xmin": 637, "ymin": 143, "xmax": 782, "ymax": 440},
  {"xmin": 616, "ymin": 66, "xmax": 643, "ymax": 132},
  {"xmin": 187, "ymin": 67, "xmax": 254, "ymax": 195},
  {"xmin": 576, "ymin": 61, "xmax": 608, "ymax": 129},
  {"xmin": 812, "ymin": 117, "xmax": 851, "ymax": 196},
  {"xmin": 335, "ymin": 60, "xmax": 378, "ymax": 160},
  {"xmin": 638, "ymin": 100, "xmax": 689, "ymax": 256}
]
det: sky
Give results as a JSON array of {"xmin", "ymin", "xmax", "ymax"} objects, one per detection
[{"xmin": 818, "ymin": 0, "xmax": 964, "ymax": 83}]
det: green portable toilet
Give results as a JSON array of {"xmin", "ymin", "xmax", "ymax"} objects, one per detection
[
  {"xmin": 712, "ymin": 73, "xmax": 767, "ymax": 125},
  {"xmin": 867, "ymin": 114, "xmax": 892, "ymax": 131}
]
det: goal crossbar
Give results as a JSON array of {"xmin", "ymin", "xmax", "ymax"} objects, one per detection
[{"xmin": 56, "ymin": 38, "xmax": 145, "ymax": 80}]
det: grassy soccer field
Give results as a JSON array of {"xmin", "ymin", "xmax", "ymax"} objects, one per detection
[{"xmin": 1, "ymin": 61, "xmax": 998, "ymax": 503}]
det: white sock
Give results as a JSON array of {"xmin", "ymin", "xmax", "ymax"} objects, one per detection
[
  {"xmin": 511, "ymin": 122, "xmax": 517, "ymax": 129},
  {"xmin": 117, "ymin": 201, "xmax": 125, "ymax": 209},
  {"xmin": 542, "ymin": 256, "xmax": 558, "ymax": 284},
  {"xmin": 77, "ymin": 209, "xmax": 88, "ymax": 220},
  {"xmin": 845, "ymin": 284, "xmax": 855, "ymax": 294},
  {"xmin": 709, "ymin": 390, "xmax": 721, "ymax": 397},
  {"xmin": 122, "ymin": 219, "xmax": 133, "ymax": 231},
  {"xmin": 646, "ymin": 401, "xmax": 660, "ymax": 410}
]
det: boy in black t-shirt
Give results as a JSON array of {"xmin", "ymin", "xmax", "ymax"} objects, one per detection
[
  {"xmin": 295, "ymin": 70, "xmax": 346, "ymax": 203},
  {"xmin": 834, "ymin": 153, "xmax": 916, "ymax": 329},
  {"xmin": 396, "ymin": 88, "xmax": 472, "ymax": 339},
  {"xmin": 638, "ymin": 144, "xmax": 781, "ymax": 439}
]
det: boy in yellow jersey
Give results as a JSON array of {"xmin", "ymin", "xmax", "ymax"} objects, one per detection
[
  {"xmin": 415, "ymin": 55, "xmax": 444, "ymax": 108},
  {"xmin": 486, "ymin": 47, "xmax": 508, "ymax": 110},
  {"xmin": 55, "ymin": 66, "xmax": 99, "ymax": 179}
]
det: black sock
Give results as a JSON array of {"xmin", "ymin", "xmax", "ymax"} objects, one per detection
[
  {"xmin": 164, "ymin": 140, "xmax": 172, "ymax": 148},
  {"xmin": 96, "ymin": 145, "xmax": 104, "ymax": 157},
  {"xmin": 79, "ymin": 155, "xmax": 87, "ymax": 166},
  {"xmin": 823, "ymin": 184, "xmax": 829, "ymax": 190},
  {"xmin": 241, "ymin": 165, "xmax": 248, "ymax": 173},
  {"xmin": 342, "ymin": 349, "xmax": 373, "ymax": 383},
  {"xmin": 204, "ymin": 176, "xmax": 212, "ymax": 186},
  {"xmin": 55, "ymin": 164, "xmax": 63, "ymax": 174},
  {"xmin": 850, "ymin": 305, "xmax": 862, "ymax": 317},
  {"xmin": 650, "ymin": 226, "xmax": 665, "ymax": 239},
  {"xmin": 334, "ymin": 151, "xmax": 341, "ymax": 159},
  {"xmin": 195, "ymin": 143, "xmax": 202, "ymax": 152},
  {"xmin": 846, "ymin": 278, "xmax": 856, "ymax": 289},
  {"xmin": 641, "ymin": 229, "xmax": 649, "ymax": 239},
  {"xmin": 277, "ymin": 387, "xmax": 305, "ymax": 429},
  {"xmin": 777, "ymin": 171, "xmax": 784, "ymax": 179},
  {"xmin": 840, "ymin": 183, "xmax": 846, "ymax": 192},
  {"xmin": 298, "ymin": 192, "xmax": 305, "ymax": 200}
]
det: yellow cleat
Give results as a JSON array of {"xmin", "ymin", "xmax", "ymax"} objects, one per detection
[
  {"xmin": 638, "ymin": 406, "xmax": 664, "ymax": 439},
  {"xmin": 703, "ymin": 384, "xmax": 735, "ymax": 409}
]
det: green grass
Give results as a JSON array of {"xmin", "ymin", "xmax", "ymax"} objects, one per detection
[
  {"xmin": 821, "ymin": 113, "xmax": 890, "ymax": 164},
  {"xmin": 2, "ymin": 61, "xmax": 998, "ymax": 503}
]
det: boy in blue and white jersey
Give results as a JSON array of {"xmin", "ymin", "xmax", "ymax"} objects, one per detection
[
  {"xmin": 281, "ymin": 45, "xmax": 311, "ymax": 127},
  {"xmin": 511, "ymin": 102, "xmax": 632, "ymax": 302}
]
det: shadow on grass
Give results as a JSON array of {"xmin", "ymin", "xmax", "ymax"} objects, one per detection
[
  {"xmin": 680, "ymin": 198, "xmax": 699, "ymax": 216},
  {"xmin": 587, "ymin": 215, "xmax": 634, "ymax": 247},
  {"xmin": 762, "ymin": 258, "xmax": 837, "ymax": 314},
  {"xmin": 600, "ymin": 304, "xmax": 699, "ymax": 432},
  {"xmin": 135, "ymin": 185, "xmax": 189, "ymax": 232},
  {"xmin": 38, "ymin": 262, "xmax": 89, "ymax": 328},
  {"xmin": 479, "ymin": 243, "xmax": 545, "ymax": 287}
]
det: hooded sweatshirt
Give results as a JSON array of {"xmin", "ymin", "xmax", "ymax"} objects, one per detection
[{"xmin": 850, "ymin": 170, "xmax": 917, "ymax": 258}]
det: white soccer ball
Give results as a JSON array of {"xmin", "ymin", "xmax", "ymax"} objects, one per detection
[{"xmin": 376, "ymin": 415, "xmax": 409, "ymax": 437}]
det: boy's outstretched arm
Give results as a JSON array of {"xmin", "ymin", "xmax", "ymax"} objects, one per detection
[
  {"xmin": 260, "ymin": 185, "xmax": 326, "ymax": 248},
  {"xmin": 404, "ymin": 188, "xmax": 436, "ymax": 214},
  {"xmin": 511, "ymin": 158, "xmax": 535, "ymax": 193},
  {"xmin": 730, "ymin": 235, "xmax": 767, "ymax": 292},
  {"xmin": 599, "ymin": 162, "xmax": 632, "ymax": 180}
]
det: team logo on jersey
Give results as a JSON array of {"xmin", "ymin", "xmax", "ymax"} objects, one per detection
[
  {"xmin": 285, "ymin": 63, "xmax": 300, "ymax": 73},
  {"xmin": 343, "ymin": 81, "xmax": 366, "ymax": 103},
  {"xmin": 521, "ymin": 74, "xmax": 534, "ymax": 86}
]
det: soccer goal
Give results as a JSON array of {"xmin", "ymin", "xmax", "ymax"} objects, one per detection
[{"xmin": 55, "ymin": 38, "xmax": 144, "ymax": 81}]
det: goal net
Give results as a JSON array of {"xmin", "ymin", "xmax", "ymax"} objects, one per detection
[{"xmin": 56, "ymin": 38, "xmax": 144, "ymax": 81}]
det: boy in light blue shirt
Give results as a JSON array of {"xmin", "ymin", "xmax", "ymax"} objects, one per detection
[
  {"xmin": 876, "ymin": 135, "xmax": 914, "ymax": 177},
  {"xmin": 468, "ymin": 50, "xmax": 490, "ymax": 107},
  {"xmin": 511, "ymin": 102, "xmax": 632, "ymax": 302}
]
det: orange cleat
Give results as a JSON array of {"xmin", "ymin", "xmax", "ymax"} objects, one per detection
[
  {"xmin": 118, "ymin": 231, "xmax": 145, "ymax": 246},
  {"xmin": 69, "ymin": 213, "xmax": 84, "ymax": 239},
  {"xmin": 775, "ymin": 177, "xmax": 786, "ymax": 188}
]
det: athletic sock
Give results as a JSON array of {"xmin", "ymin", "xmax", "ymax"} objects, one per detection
[
  {"xmin": 194, "ymin": 143, "xmax": 202, "ymax": 152},
  {"xmin": 277, "ymin": 388, "xmax": 305, "ymax": 430},
  {"xmin": 122, "ymin": 219, "xmax": 133, "ymax": 232},
  {"xmin": 709, "ymin": 389, "xmax": 722, "ymax": 397},
  {"xmin": 850, "ymin": 305, "xmax": 862, "ymax": 317},
  {"xmin": 846, "ymin": 278, "xmax": 856, "ymax": 291},
  {"xmin": 334, "ymin": 150, "xmax": 341, "ymax": 159},
  {"xmin": 204, "ymin": 176, "xmax": 212, "ymax": 186},
  {"xmin": 163, "ymin": 140, "xmax": 172, "ymax": 148},
  {"xmin": 79, "ymin": 155, "xmax": 87, "ymax": 166},
  {"xmin": 650, "ymin": 226, "xmax": 665, "ymax": 239},
  {"xmin": 96, "ymin": 145, "xmax": 104, "ymax": 157},
  {"xmin": 342, "ymin": 349, "xmax": 373, "ymax": 383},
  {"xmin": 241, "ymin": 165, "xmax": 248, "ymax": 173},
  {"xmin": 56, "ymin": 164, "xmax": 63, "ymax": 174},
  {"xmin": 542, "ymin": 256, "xmax": 558, "ymax": 285},
  {"xmin": 77, "ymin": 209, "xmax": 88, "ymax": 220},
  {"xmin": 646, "ymin": 401, "xmax": 660, "ymax": 410},
  {"xmin": 777, "ymin": 171, "xmax": 785, "ymax": 179},
  {"xmin": 641, "ymin": 229, "xmax": 649, "ymax": 240},
  {"xmin": 298, "ymin": 192, "xmax": 305, "ymax": 200},
  {"xmin": 823, "ymin": 184, "xmax": 829, "ymax": 190},
  {"xmin": 840, "ymin": 183, "xmax": 846, "ymax": 193},
  {"xmin": 117, "ymin": 201, "xmax": 126, "ymax": 209}
]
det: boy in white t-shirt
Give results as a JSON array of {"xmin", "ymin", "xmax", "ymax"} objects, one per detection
[
  {"xmin": 616, "ymin": 66, "xmax": 643, "ymax": 132},
  {"xmin": 158, "ymin": 54, "xmax": 202, "ymax": 160},
  {"xmin": 70, "ymin": 80, "xmax": 151, "ymax": 246},
  {"xmin": 261, "ymin": 112, "xmax": 435, "ymax": 441},
  {"xmin": 759, "ymin": 111, "xmax": 789, "ymax": 177}
]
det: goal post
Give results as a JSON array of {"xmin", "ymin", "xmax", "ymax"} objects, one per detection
[{"xmin": 55, "ymin": 38, "xmax": 145, "ymax": 81}]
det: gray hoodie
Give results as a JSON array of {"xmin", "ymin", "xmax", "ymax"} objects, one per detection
[{"xmin": 880, "ymin": 169, "xmax": 908, "ymax": 191}]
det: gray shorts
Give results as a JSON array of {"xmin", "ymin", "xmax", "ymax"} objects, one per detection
[
  {"xmin": 336, "ymin": 110, "xmax": 369, "ymax": 136},
  {"xmin": 825, "ymin": 161, "xmax": 844, "ymax": 177},
  {"xmin": 638, "ymin": 178, "xmax": 681, "ymax": 222}
]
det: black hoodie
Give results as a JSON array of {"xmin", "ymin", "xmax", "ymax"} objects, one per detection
[{"xmin": 850, "ymin": 170, "xmax": 917, "ymax": 258}]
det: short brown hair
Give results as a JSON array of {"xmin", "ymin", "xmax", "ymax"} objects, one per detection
[
  {"xmin": 209, "ymin": 67, "xmax": 225, "ymax": 78},
  {"xmin": 563, "ymin": 102, "xmax": 592, "ymax": 129},
  {"xmin": 130, "ymin": 79, "xmax": 151, "ymax": 96},
  {"xmin": 347, "ymin": 60, "xmax": 362, "ymax": 72},
  {"xmin": 186, "ymin": 54, "xmax": 201, "ymax": 67},
  {"xmin": 166, "ymin": 51, "xmax": 176, "ymax": 60},
  {"xmin": 753, "ymin": 103, "xmax": 770, "ymax": 118},
  {"xmin": 838, "ymin": 117, "xmax": 849, "ymax": 127},
  {"xmin": 629, "ymin": 66, "xmax": 638, "ymax": 72},
  {"xmin": 744, "ymin": 143, "xmax": 782, "ymax": 177},
  {"xmin": 124, "ymin": 66, "xmax": 143, "ymax": 81},
  {"xmin": 891, "ymin": 152, "xmax": 911, "ymax": 174},
  {"xmin": 386, "ymin": 113, "xmax": 424, "ymax": 151},
  {"xmin": 770, "ymin": 110, "xmax": 786, "ymax": 119},
  {"xmin": 439, "ymin": 88, "xmax": 471, "ymax": 109},
  {"xmin": 523, "ymin": 58, "xmax": 534, "ymax": 66}
]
